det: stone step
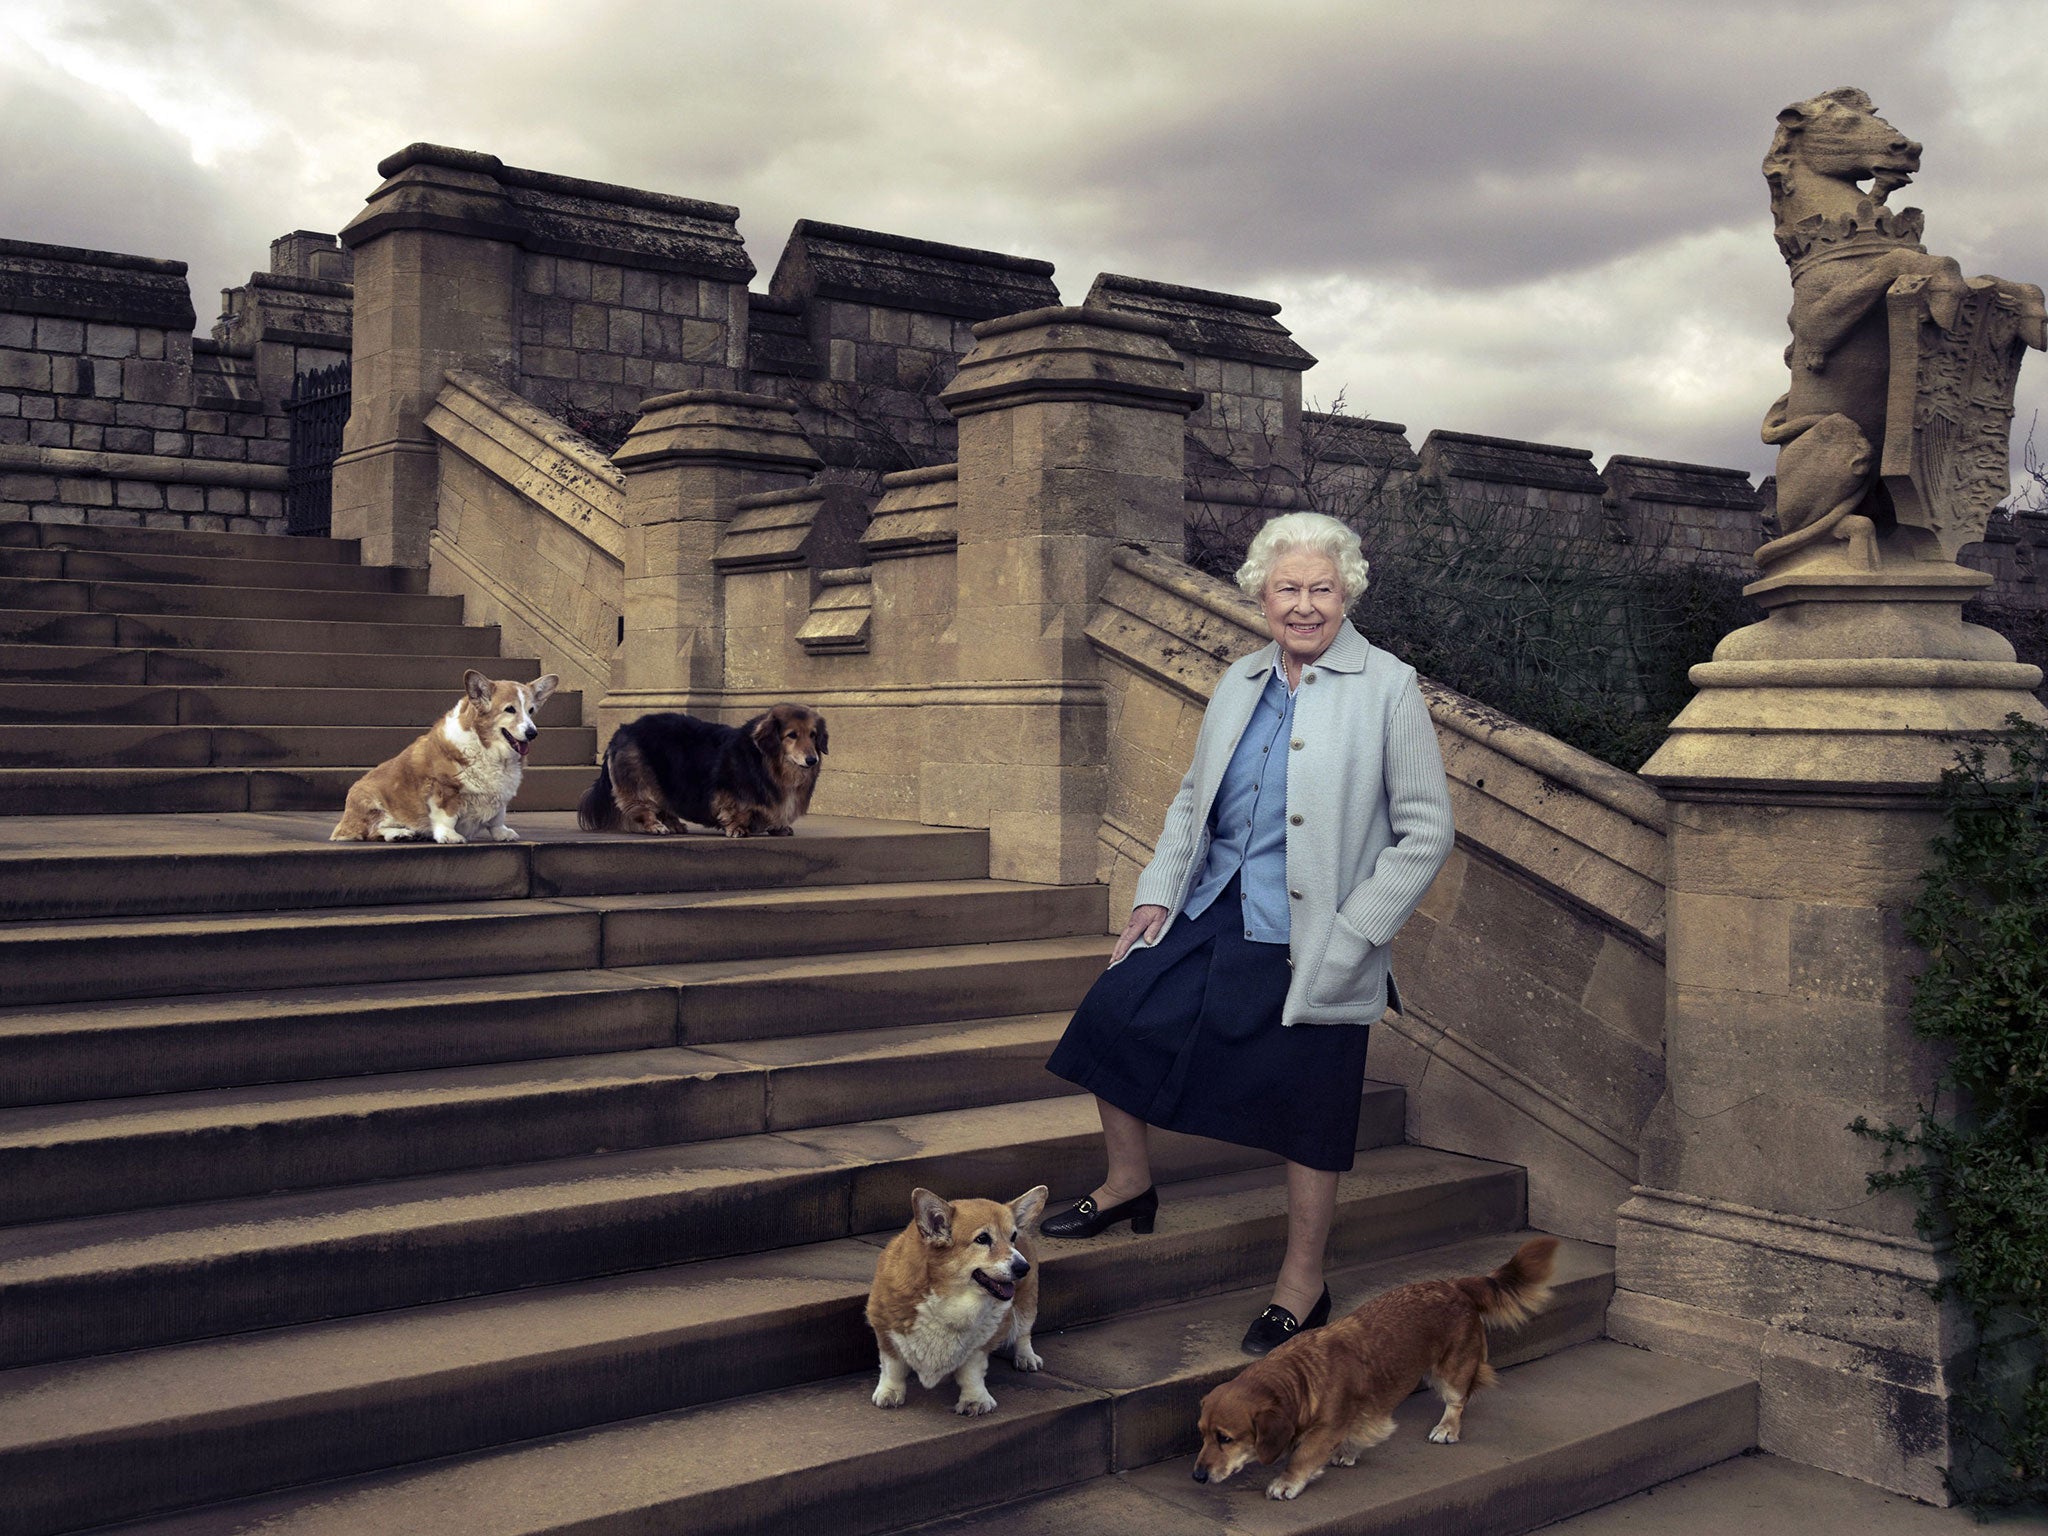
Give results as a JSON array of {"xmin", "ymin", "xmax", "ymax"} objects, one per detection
[
  {"xmin": 0, "ymin": 519, "xmax": 360, "ymax": 566},
  {"xmin": 0, "ymin": 1014, "xmax": 1090, "ymax": 1227},
  {"xmin": 0, "ymin": 544, "xmax": 427, "ymax": 594},
  {"xmin": 0, "ymin": 936, "xmax": 1105, "ymax": 1106},
  {"xmin": 0, "ymin": 642, "xmax": 545, "ymax": 689},
  {"xmin": 0, "ymin": 572, "xmax": 465, "ymax": 626},
  {"xmin": 0, "ymin": 762, "xmax": 593, "ymax": 815},
  {"xmin": 0, "ymin": 721, "xmax": 596, "ymax": 769},
  {"xmin": 0, "ymin": 604, "xmax": 499, "ymax": 656},
  {"xmin": 0, "ymin": 1090, "xmax": 1410, "ymax": 1367},
  {"xmin": 0, "ymin": 1172, "xmax": 1561, "ymax": 1535},
  {"xmin": 0, "ymin": 681, "xmax": 584, "ymax": 727},
  {"xmin": 70, "ymin": 1339, "xmax": 1749, "ymax": 1536},
  {"xmin": 0, "ymin": 811, "xmax": 992, "ymax": 922},
  {"xmin": 915, "ymin": 1345, "xmax": 1754, "ymax": 1536},
  {"xmin": 0, "ymin": 880, "xmax": 1107, "ymax": 1008}
]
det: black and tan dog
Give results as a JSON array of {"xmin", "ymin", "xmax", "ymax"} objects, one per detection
[{"xmin": 577, "ymin": 704, "xmax": 827, "ymax": 838}]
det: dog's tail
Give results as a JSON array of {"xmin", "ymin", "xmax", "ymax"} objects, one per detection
[
  {"xmin": 576, "ymin": 754, "xmax": 621, "ymax": 832},
  {"xmin": 1457, "ymin": 1236, "xmax": 1559, "ymax": 1329}
]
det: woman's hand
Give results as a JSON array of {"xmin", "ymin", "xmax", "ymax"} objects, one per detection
[{"xmin": 1112, "ymin": 904, "xmax": 1169, "ymax": 964}]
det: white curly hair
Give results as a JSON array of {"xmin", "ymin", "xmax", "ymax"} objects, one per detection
[{"xmin": 1234, "ymin": 511, "xmax": 1370, "ymax": 604}]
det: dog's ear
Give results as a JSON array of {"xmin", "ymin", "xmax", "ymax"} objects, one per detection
[
  {"xmin": 748, "ymin": 712, "xmax": 778, "ymax": 754},
  {"xmin": 911, "ymin": 1187, "xmax": 952, "ymax": 1246},
  {"xmin": 529, "ymin": 674, "xmax": 559, "ymax": 708},
  {"xmin": 812, "ymin": 713, "xmax": 828, "ymax": 755},
  {"xmin": 1007, "ymin": 1185, "xmax": 1048, "ymax": 1233},
  {"xmin": 1251, "ymin": 1394, "xmax": 1296, "ymax": 1465},
  {"xmin": 463, "ymin": 670, "xmax": 492, "ymax": 707}
]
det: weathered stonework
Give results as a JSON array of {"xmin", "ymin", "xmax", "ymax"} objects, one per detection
[{"xmin": 0, "ymin": 238, "xmax": 301, "ymax": 534}]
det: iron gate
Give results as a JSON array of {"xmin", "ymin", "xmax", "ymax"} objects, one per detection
[{"xmin": 284, "ymin": 360, "xmax": 350, "ymax": 537}]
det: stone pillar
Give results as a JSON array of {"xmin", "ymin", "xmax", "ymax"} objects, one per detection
[
  {"xmin": 1617, "ymin": 564, "xmax": 2047, "ymax": 1500},
  {"xmin": 332, "ymin": 152, "xmax": 520, "ymax": 567},
  {"xmin": 601, "ymin": 390, "xmax": 820, "ymax": 738},
  {"xmin": 935, "ymin": 305, "xmax": 1200, "ymax": 884}
]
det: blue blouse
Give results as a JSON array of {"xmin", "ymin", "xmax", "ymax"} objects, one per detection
[{"xmin": 1182, "ymin": 665, "xmax": 1297, "ymax": 943}]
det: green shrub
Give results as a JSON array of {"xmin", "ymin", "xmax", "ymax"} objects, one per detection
[{"xmin": 1854, "ymin": 714, "xmax": 2048, "ymax": 1510}]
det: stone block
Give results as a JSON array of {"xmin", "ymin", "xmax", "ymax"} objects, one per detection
[
  {"xmin": 104, "ymin": 426, "xmax": 152, "ymax": 454},
  {"xmin": 19, "ymin": 394, "xmax": 53, "ymax": 420},
  {"xmin": 165, "ymin": 485, "xmax": 204, "ymax": 512},
  {"xmin": 186, "ymin": 410, "xmax": 228, "ymax": 436},
  {"xmin": 577, "ymin": 352, "xmax": 625, "ymax": 383},
  {"xmin": 115, "ymin": 480, "xmax": 164, "ymax": 509},
  {"xmin": 193, "ymin": 433, "xmax": 247, "ymax": 459},
  {"xmin": 48, "ymin": 355, "xmax": 87, "ymax": 395},
  {"xmin": 190, "ymin": 513, "xmax": 228, "ymax": 531},
  {"xmin": 680, "ymin": 318, "xmax": 725, "ymax": 363},
  {"xmin": 590, "ymin": 265, "xmax": 622, "ymax": 303},
  {"xmin": 94, "ymin": 507, "xmax": 143, "ymax": 526},
  {"xmin": 26, "ymin": 421, "xmax": 67, "ymax": 447},
  {"xmin": 524, "ymin": 256, "xmax": 555, "ymax": 295},
  {"xmin": 621, "ymin": 269, "xmax": 660, "ymax": 310},
  {"xmin": 34, "ymin": 317, "xmax": 83, "ymax": 352},
  {"xmin": 59, "ymin": 396, "xmax": 113, "ymax": 424},
  {"xmin": 608, "ymin": 308, "xmax": 643, "ymax": 355},
  {"xmin": 86, "ymin": 323, "xmax": 139, "ymax": 358},
  {"xmin": 59, "ymin": 477, "xmax": 115, "ymax": 507},
  {"xmin": 247, "ymin": 440, "xmax": 289, "ymax": 466},
  {"xmin": 0, "ymin": 392, "xmax": 15, "ymax": 417},
  {"xmin": 250, "ymin": 489, "xmax": 284, "ymax": 519},
  {"xmin": 571, "ymin": 303, "xmax": 607, "ymax": 350},
  {"xmin": 35, "ymin": 504, "xmax": 87, "ymax": 524},
  {"xmin": 0, "ymin": 349, "xmax": 52, "ymax": 390},
  {"xmin": 0, "ymin": 420, "xmax": 27, "ymax": 445},
  {"xmin": 205, "ymin": 486, "xmax": 247, "ymax": 514},
  {"xmin": 153, "ymin": 431, "xmax": 190, "ymax": 456},
  {"xmin": 0, "ymin": 473, "xmax": 58, "ymax": 501},
  {"xmin": 0, "ymin": 315, "xmax": 30, "ymax": 348},
  {"xmin": 70, "ymin": 426, "xmax": 102, "ymax": 450}
]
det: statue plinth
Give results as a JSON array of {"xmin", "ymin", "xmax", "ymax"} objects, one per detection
[{"xmin": 1644, "ymin": 553, "xmax": 2046, "ymax": 792}]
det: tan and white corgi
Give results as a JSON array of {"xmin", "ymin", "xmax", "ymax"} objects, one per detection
[
  {"xmin": 330, "ymin": 670, "xmax": 559, "ymax": 844},
  {"xmin": 866, "ymin": 1185, "xmax": 1048, "ymax": 1416}
]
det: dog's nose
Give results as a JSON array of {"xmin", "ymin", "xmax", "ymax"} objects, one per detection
[
  {"xmin": 1010, "ymin": 1256, "xmax": 1031, "ymax": 1279},
  {"xmin": 803, "ymin": 755, "xmax": 818, "ymax": 767},
  {"xmin": 523, "ymin": 725, "xmax": 538, "ymax": 739},
  {"xmin": 1192, "ymin": 1465, "xmax": 1208, "ymax": 1483}
]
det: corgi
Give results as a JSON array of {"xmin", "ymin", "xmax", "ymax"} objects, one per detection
[
  {"xmin": 1193, "ymin": 1237, "xmax": 1558, "ymax": 1500},
  {"xmin": 330, "ymin": 669, "xmax": 559, "ymax": 844},
  {"xmin": 866, "ymin": 1185, "xmax": 1048, "ymax": 1416}
]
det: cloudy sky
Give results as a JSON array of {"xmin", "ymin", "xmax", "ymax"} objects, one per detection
[{"xmin": 4, "ymin": 0, "xmax": 2045, "ymax": 481}]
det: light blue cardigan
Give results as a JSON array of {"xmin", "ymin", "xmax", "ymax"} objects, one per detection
[{"xmin": 1129, "ymin": 620, "xmax": 1454, "ymax": 1026}]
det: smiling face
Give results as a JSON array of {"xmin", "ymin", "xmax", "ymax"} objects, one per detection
[{"xmin": 1261, "ymin": 548, "xmax": 1346, "ymax": 674}]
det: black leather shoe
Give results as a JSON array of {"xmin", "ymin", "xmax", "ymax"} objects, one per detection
[
  {"xmin": 1240, "ymin": 1285, "xmax": 1331, "ymax": 1355},
  {"xmin": 1039, "ymin": 1186, "xmax": 1159, "ymax": 1239}
]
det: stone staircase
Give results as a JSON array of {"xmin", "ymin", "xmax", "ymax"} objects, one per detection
[
  {"xmin": 0, "ymin": 525, "xmax": 1756, "ymax": 1535},
  {"xmin": 0, "ymin": 520, "xmax": 592, "ymax": 814}
]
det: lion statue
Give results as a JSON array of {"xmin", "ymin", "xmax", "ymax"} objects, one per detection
[{"xmin": 1758, "ymin": 87, "xmax": 2045, "ymax": 570}]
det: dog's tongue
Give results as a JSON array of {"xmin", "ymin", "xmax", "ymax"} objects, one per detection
[
  {"xmin": 504, "ymin": 730, "xmax": 530, "ymax": 758},
  {"xmin": 974, "ymin": 1272, "xmax": 1016, "ymax": 1302}
]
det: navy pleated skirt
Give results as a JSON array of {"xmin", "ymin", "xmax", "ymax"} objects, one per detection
[{"xmin": 1045, "ymin": 880, "xmax": 1373, "ymax": 1172}]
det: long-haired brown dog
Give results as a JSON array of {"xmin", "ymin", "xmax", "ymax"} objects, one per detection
[
  {"xmin": 577, "ymin": 704, "xmax": 826, "ymax": 838},
  {"xmin": 1193, "ymin": 1236, "xmax": 1559, "ymax": 1501}
]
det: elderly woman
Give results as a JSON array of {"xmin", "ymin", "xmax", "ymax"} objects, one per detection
[{"xmin": 1042, "ymin": 510, "xmax": 1453, "ymax": 1354}]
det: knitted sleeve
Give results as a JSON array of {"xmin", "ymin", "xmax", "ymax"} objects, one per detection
[{"xmin": 1338, "ymin": 671, "xmax": 1453, "ymax": 945}]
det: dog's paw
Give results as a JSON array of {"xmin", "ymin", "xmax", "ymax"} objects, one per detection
[
  {"xmin": 871, "ymin": 1382, "xmax": 906, "ymax": 1409},
  {"xmin": 486, "ymin": 825, "xmax": 519, "ymax": 843},
  {"xmin": 1011, "ymin": 1341, "xmax": 1043, "ymax": 1372},
  {"xmin": 1328, "ymin": 1451, "xmax": 1358, "ymax": 1467},
  {"xmin": 720, "ymin": 825, "xmax": 748, "ymax": 839},
  {"xmin": 431, "ymin": 828, "xmax": 466, "ymax": 845},
  {"xmin": 1428, "ymin": 1425, "xmax": 1461, "ymax": 1445},
  {"xmin": 1266, "ymin": 1477, "xmax": 1307, "ymax": 1500},
  {"xmin": 953, "ymin": 1389, "xmax": 997, "ymax": 1416},
  {"xmin": 767, "ymin": 825, "xmax": 794, "ymax": 836}
]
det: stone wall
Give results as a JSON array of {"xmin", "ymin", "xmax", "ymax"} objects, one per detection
[
  {"xmin": 0, "ymin": 233, "xmax": 351, "ymax": 536},
  {"xmin": 423, "ymin": 369, "xmax": 625, "ymax": 705},
  {"xmin": 1086, "ymin": 547, "xmax": 1669, "ymax": 1244}
]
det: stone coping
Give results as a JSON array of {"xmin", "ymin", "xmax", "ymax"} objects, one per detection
[
  {"xmin": 373, "ymin": 143, "xmax": 741, "ymax": 221},
  {"xmin": 877, "ymin": 464, "xmax": 957, "ymax": 489},
  {"xmin": 439, "ymin": 370, "xmax": 624, "ymax": 489},
  {"xmin": 243, "ymin": 271, "xmax": 355, "ymax": 299},
  {"xmin": 767, "ymin": 218, "xmax": 1058, "ymax": 322},
  {"xmin": 1602, "ymin": 455, "xmax": 1760, "ymax": 512},
  {"xmin": 1419, "ymin": 430, "xmax": 1606, "ymax": 495},
  {"xmin": 0, "ymin": 443, "xmax": 287, "ymax": 490},
  {"xmin": 1086, "ymin": 272, "xmax": 1317, "ymax": 370},
  {"xmin": 0, "ymin": 237, "xmax": 188, "ymax": 276},
  {"xmin": 635, "ymin": 388, "xmax": 799, "ymax": 416},
  {"xmin": 968, "ymin": 304, "xmax": 1175, "ymax": 342},
  {"xmin": 779, "ymin": 219, "xmax": 1055, "ymax": 277}
]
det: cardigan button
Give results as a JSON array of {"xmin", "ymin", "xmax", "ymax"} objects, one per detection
[
  {"xmin": 1304, "ymin": 672, "xmax": 1317, "ymax": 683},
  {"xmin": 1289, "ymin": 889, "xmax": 1302, "ymax": 899},
  {"xmin": 1288, "ymin": 813, "xmax": 1304, "ymax": 826},
  {"xmin": 1290, "ymin": 739, "xmax": 1303, "ymax": 750}
]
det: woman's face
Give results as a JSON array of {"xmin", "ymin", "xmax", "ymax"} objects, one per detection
[{"xmin": 1261, "ymin": 547, "xmax": 1346, "ymax": 668}]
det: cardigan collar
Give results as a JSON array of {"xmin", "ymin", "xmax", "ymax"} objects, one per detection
[{"xmin": 1241, "ymin": 618, "xmax": 1371, "ymax": 679}]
